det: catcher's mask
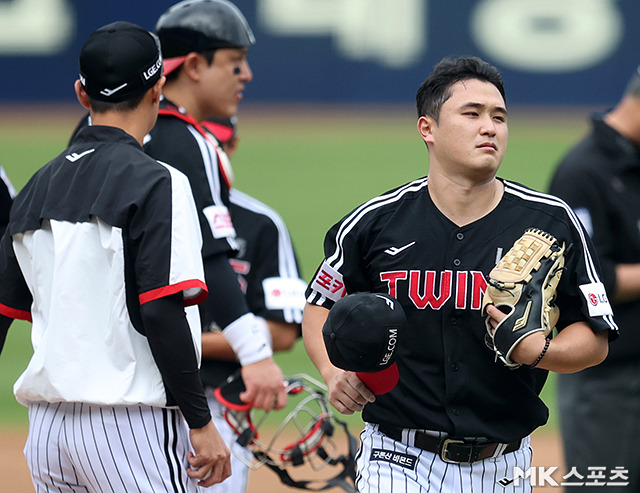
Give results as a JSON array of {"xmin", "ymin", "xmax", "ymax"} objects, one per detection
[{"xmin": 214, "ymin": 372, "xmax": 357, "ymax": 492}]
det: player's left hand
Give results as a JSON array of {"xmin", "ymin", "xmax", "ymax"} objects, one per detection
[
  {"xmin": 326, "ymin": 369, "xmax": 375, "ymax": 415},
  {"xmin": 485, "ymin": 304, "xmax": 547, "ymax": 366},
  {"xmin": 240, "ymin": 357, "xmax": 288, "ymax": 410},
  {"xmin": 187, "ymin": 420, "xmax": 231, "ymax": 487}
]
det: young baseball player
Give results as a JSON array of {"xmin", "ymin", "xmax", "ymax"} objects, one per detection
[
  {"xmin": 144, "ymin": 0, "xmax": 288, "ymax": 419},
  {"xmin": 302, "ymin": 56, "xmax": 618, "ymax": 492},
  {"xmin": 550, "ymin": 65, "xmax": 640, "ymax": 490},
  {"xmin": 0, "ymin": 21, "xmax": 231, "ymax": 491},
  {"xmin": 200, "ymin": 116, "xmax": 306, "ymax": 493}
]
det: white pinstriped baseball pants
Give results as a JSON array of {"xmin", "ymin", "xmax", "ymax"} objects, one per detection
[
  {"xmin": 25, "ymin": 401, "xmax": 203, "ymax": 492},
  {"xmin": 356, "ymin": 423, "xmax": 533, "ymax": 493},
  {"xmin": 205, "ymin": 392, "xmax": 252, "ymax": 493}
]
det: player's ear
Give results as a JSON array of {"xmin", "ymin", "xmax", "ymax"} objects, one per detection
[
  {"xmin": 149, "ymin": 76, "xmax": 165, "ymax": 104},
  {"xmin": 181, "ymin": 52, "xmax": 207, "ymax": 82},
  {"xmin": 417, "ymin": 115, "xmax": 436, "ymax": 145},
  {"xmin": 74, "ymin": 80, "xmax": 91, "ymax": 110}
]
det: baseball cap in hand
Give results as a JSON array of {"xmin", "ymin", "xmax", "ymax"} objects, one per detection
[
  {"xmin": 323, "ymin": 292, "xmax": 406, "ymax": 395},
  {"xmin": 79, "ymin": 21, "xmax": 163, "ymax": 103}
]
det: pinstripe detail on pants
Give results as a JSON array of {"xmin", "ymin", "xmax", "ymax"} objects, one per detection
[
  {"xmin": 25, "ymin": 402, "xmax": 202, "ymax": 492},
  {"xmin": 355, "ymin": 423, "xmax": 533, "ymax": 493}
]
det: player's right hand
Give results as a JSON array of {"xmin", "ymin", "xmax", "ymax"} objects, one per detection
[
  {"xmin": 327, "ymin": 369, "xmax": 376, "ymax": 415},
  {"xmin": 240, "ymin": 357, "xmax": 287, "ymax": 410},
  {"xmin": 187, "ymin": 420, "xmax": 231, "ymax": 487}
]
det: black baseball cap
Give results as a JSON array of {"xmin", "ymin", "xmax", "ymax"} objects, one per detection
[
  {"xmin": 79, "ymin": 21, "xmax": 163, "ymax": 103},
  {"xmin": 322, "ymin": 292, "xmax": 406, "ymax": 395}
]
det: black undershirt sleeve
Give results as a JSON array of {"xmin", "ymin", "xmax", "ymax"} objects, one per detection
[
  {"xmin": 198, "ymin": 252, "xmax": 251, "ymax": 329},
  {"xmin": 0, "ymin": 314, "xmax": 13, "ymax": 355},
  {"xmin": 140, "ymin": 292, "xmax": 211, "ymax": 429}
]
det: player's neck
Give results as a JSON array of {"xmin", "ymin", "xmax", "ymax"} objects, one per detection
[
  {"xmin": 427, "ymin": 172, "xmax": 504, "ymax": 227},
  {"xmin": 90, "ymin": 110, "xmax": 151, "ymax": 146},
  {"xmin": 604, "ymin": 97, "xmax": 640, "ymax": 147},
  {"xmin": 162, "ymin": 83, "xmax": 202, "ymax": 122}
]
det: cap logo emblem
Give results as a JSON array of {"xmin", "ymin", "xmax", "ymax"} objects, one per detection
[
  {"xmin": 100, "ymin": 82, "xmax": 128, "ymax": 97},
  {"xmin": 374, "ymin": 294, "xmax": 394, "ymax": 310},
  {"xmin": 379, "ymin": 328, "xmax": 398, "ymax": 366},
  {"xmin": 143, "ymin": 57, "xmax": 162, "ymax": 80}
]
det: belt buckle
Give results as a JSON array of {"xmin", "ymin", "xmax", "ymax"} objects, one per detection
[{"xmin": 440, "ymin": 438, "xmax": 467, "ymax": 464}]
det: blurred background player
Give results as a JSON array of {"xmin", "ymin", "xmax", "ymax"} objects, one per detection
[
  {"xmin": 549, "ymin": 65, "xmax": 640, "ymax": 491},
  {"xmin": 201, "ymin": 115, "xmax": 306, "ymax": 493},
  {"xmin": 144, "ymin": 0, "xmax": 288, "ymax": 418},
  {"xmin": 0, "ymin": 165, "xmax": 16, "ymax": 238},
  {"xmin": 0, "ymin": 21, "xmax": 230, "ymax": 490}
]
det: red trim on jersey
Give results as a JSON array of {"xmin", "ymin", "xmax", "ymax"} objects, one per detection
[
  {"xmin": 139, "ymin": 280, "xmax": 208, "ymax": 307},
  {"xmin": 0, "ymin": 302, "xmax": 32, "ymax": 322},
  {"xmin": 201, "ymin": 120, "xmax": 234, "ymax": 144},
  {"xmin": 158, "ymin": 106, "xmax": 232, "ymax": 188}
]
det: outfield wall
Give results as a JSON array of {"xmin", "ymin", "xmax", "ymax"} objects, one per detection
[{"xmin": 1, "ymin": 0, "xmax": 639, "ymax": 106}]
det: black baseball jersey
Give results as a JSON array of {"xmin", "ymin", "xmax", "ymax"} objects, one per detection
[
  {"xmin": 144, "ymin": 98, "xmax": 238, "ymax": 260},
  {"xmin": 0, "ymin": 166, "xmax": 15, "ymax": 238},
  {"xmin": 198, "ymin": 189, "xmax": 306, "ymax": 383},
  {"xmin": 0, "ymin": 125, "xmax": 207, "ymax": 410},
  {"xmin": 550, "ymin": 114, "xmax": 640, "ymax": 365},
  {"xmin": 229, "ymin": 189, "xmax": 305, "ymax": 326},
  {"xmin": 306, "ymin": 176, "xmax": 618, "ymax": 443}
]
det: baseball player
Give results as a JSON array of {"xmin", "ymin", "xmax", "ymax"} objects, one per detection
[
  {"xmin": 549, "ymin": 65, "xmax": 640, "ymax": 490},
  {"xmin": 302, "ymin": 56, "xmax": 618, "ymax": 492},
  {"xmin": 200, "ymin": 116, "xmax": 306, "ymax": 493},
  {"xmin": 0, "ymin": 22, "xmax": 230, "ymax": 491},
  {"xmin": 144, "ymin": 0, "xmax": 288, "ymax": 417},
  {"xmin": 0, "ymin": 165, "xmax": 16, "ymax": 238}
]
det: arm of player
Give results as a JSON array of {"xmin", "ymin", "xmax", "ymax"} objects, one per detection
[
  {"xmin": 613, "ymin": 263, "xmax": 640, "ymax": 303},
  {"xmin": 140, "ymin": 293, "xmax": 231, "ymax": 486},
  {"xmin": 302, "ymin": 302, "xmax": 375, "ymax": 415},
  {"xmin": 199, "ymin": 253, "xmax": 287, "ymax": 410},
  {"xmin": 485, "ymin": 304, "xmax": 609, "ymax": 372},
  {"xmin": 202, "ymin": 317, "xmax": 296, "ymax": 361},
  {"xmin": 0, "ymin": 314, "xmax": 13, "ymax": 355}
]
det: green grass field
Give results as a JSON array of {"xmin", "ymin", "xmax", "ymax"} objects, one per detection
[{"xmin": 0, "ymin": 103, "xmax": 594, "ymax": 431}]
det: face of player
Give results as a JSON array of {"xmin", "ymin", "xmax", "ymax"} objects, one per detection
[
  {"xmin": 419, "ymin": 78, "xmax": 508, "ymax": 182},
  {"xmin": 196, "ymin": 47, "xmax": 253, "ymax": 120}
]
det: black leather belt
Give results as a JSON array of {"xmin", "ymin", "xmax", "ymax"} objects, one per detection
[{"xmin": 378, "ymin": 424, "xmax": 521, "ymax": 464}]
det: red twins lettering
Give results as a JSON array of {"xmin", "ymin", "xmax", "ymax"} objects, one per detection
[{"xmin": 380, "ymin": 270, "xmax": 488, "ymax": 310}]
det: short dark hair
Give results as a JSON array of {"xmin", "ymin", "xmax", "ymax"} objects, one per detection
[
  {"xmin": 165, "ymin": 49, "xmax": 216, "ymax": 83},
  {"xmin": 416, "ymin": 56, "xmax": 506, "ymax": 122},
  {"xmin": 88, "ymin": 92, "xmax": 147, "ymax": 114}
]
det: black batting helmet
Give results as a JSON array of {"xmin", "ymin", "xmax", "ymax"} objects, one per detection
[{"xmin": 155, "ymin": 0, "xmax": 255, "ymax": 60}]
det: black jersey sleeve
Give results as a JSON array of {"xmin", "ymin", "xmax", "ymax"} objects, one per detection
[
  {"xmin": 145, "ymin": 117, "xmax": 237, "ymax": 261},
  {"xmin": 0, "ymin": 228, "xmax": 33, "ymax": 321},
  {"xmin": 141, "ymin": 292, "xmax": 211, "ymax": 429},
  {"xmin": 549, "ymin": 150, "xmax": 617, "ymax": 294},
  {"xmin": 199, "ymin": 252, "xmax": 250, "ymax": 329},
  {"xmin": 0, "ymin": 180, "xmax": 12, "ymax": 238},
  {"xmin": 306, "ymin": 212, "xmax": 371, "ymax": 309}
]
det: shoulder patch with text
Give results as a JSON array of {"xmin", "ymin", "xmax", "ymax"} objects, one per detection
[{"xmin": 579, "ymin": 282, "xmax": 613, "ymax": 317}]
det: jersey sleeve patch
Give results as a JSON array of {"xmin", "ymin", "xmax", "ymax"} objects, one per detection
[
  {"xmin": 309, "ymin": 260, "xmax": 347, "ymax": 302},
  {"xmin": 139, "ymin": 279, "xmax": 208, "ymax": 307},
  {"xmin": 203, "ymin": 205, "xmax": 236, "ymax": 239},
  {"xmin": 579, "ymin": 282, "xmax": 613, "ymax": 317},
  {"xmin": 262, "ymin": 277, "xmax": 307, "ymax": 311}
]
